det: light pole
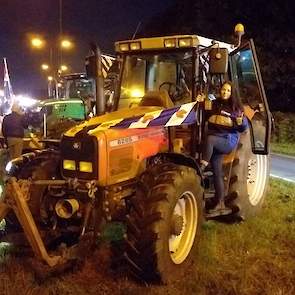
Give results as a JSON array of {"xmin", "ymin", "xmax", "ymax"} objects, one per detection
[
  {"xmin": 30, "ymin": 35, "xmax": 73, "ymax": 98},
  {"xmin": 47, "ymin": 76, "xmax": 55, "ymax": 98}
]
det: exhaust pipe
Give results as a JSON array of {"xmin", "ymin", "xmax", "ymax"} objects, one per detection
[{"xmin": 55, "ymin": 199, "xmax": 79, "ymax": 219}]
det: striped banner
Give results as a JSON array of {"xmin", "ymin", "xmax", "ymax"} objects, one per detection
[
  {"xmin": 200, "ymin": 53, "xmax": 209, "ymax": 83},
  {"xmin": 87, "ymin": 101, "xmax": 198, "ymax": 134},
  {"xmin": 1, "ymin": 58, "xmax": 14, "ymax": 114},
  {"xmin": 101, "ymin": 55, "xmax": 115, "ymax": 78}
]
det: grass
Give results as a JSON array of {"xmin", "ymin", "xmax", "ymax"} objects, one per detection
[
  {"xmin": 271, "ymin": 142, "xmax": 295, "ymax": 156},
  {"xmin": 0, "ymin": 178, "xmax": 294, "ymax": 295}
]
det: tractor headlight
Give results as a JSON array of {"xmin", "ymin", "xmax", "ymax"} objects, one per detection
[
  {"xmin": 119, "ymin": 43, "xmax": 130, "ymax": 52},
  {"xmin": 5, "ymin": 161, "xmax": 13, "ymax": 173},
  {"xmin": 63, "ymin": 160, "xmax": 76, "ymax": 171},
  {"xmin": 0, "ymin": 183, "xmax": 4, "ymax": 199},
  {"xmin": 178, "ymin": 37, "xmax": 193, "ymax": 47},
  {"xmin": 79, "ymin": 161, "xmax": 93, "ymax": 173},
  {"xmin": 130, "ymin": 42, "xmax": 141, "ymax": 50}
]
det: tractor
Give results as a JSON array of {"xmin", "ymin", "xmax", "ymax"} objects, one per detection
[{"xmin": 0, "ymin": 25, "xmax": 271, "ymax": 283}]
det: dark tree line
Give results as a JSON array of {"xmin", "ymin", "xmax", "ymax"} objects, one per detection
[{"xmin": 140, "ymin": 0, "xmax": 295, "ymax": 112}]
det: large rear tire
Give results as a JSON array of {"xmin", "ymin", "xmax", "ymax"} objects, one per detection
[
  {"xmin": 227, "ymin": 130, "xmax": 269, "ymax": 220},
  {"xmin": 125, "ymin": 163, "xmax": 203, "ymax": 283}
]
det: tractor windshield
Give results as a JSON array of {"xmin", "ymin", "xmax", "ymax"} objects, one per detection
[
  {"xmin": 66, "ymin": 78, "xmax": 94, "ymax": 100},
  {"xmin": 118, "ymin": 50, "xmax": 194, "ymax": 109}
]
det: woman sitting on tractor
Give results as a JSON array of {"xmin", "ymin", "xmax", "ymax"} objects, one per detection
[{"xmin": 200, "ymin": 81, "xmax": 248, "ymax": 216}]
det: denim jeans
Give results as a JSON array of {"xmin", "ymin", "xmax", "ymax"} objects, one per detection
[{"xmin": 203, "ymin": 134, "xmax": 238, "ymax": 202}]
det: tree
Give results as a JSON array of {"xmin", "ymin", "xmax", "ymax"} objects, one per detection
[{"xmin": 142, "ymin": 0, "xmax": 295, "ymax": 112}]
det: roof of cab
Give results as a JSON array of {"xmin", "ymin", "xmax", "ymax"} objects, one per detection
[{"xmin": 115, "ymin": 34, "xmax": 234, "ymax": 53}]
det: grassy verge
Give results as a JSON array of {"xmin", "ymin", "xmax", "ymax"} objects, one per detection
[
  {"xmin": 0, "ymin": 178, "xmax": 294, "ymax": 295},
  {"xmin": 271, "ymin": 142, "xmax": 295, "ymax": 156}
]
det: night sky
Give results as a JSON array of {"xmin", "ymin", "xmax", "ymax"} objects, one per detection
[{"xmin": 0, "ymin": 0, "xmax": 172, "ymax": 96}]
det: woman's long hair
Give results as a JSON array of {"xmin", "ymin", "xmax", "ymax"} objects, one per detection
[{"xmin": 221, "ymin": 81, "xmax": 244, "ymax": 113}]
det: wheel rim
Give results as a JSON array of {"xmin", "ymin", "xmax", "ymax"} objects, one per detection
[
  {"xmin": 169, "ymin": 191, "xmax": 198, "ymax": 264},
  {"xmin": 247, "ymin": 154, "xmax": 268, "ymax": 206}
]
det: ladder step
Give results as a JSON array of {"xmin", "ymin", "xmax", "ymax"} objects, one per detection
[{"xmin": 204, "ymin": 192, "xmax": 215, "ymax": 199}]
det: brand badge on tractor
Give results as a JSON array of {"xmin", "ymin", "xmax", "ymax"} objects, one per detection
[{"xmin": 73, "ymin": 142, "xmax": 81, "ymax": 150}]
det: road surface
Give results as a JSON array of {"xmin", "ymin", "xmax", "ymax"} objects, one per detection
[{"xmin": 270, "ymin": 154, "xmax": 295, "ymax": 183}]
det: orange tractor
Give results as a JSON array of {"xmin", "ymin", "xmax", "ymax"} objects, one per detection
[{"xmin": 0, "ymin": 25, "xmax": 271, "ymax": 283}]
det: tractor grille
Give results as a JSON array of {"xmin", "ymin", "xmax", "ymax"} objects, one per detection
[{"xmin": 60, "ymin": 135, "xmax": 98, "ymax": 179}]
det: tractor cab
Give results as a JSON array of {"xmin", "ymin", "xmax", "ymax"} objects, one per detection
[
  {"xmin": 112, "ymin": 31, "xmax": 272, "ymax": 218},
  {"xmin": 113, "ymin": 33, "xmax": 271, "ymax": 156},
  {"xmin": 113, "ymin": 36, "xmax": 200, "ymax": 110}
]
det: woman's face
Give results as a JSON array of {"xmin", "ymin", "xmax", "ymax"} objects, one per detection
[{"xmin": 220, "ymin": 83, "xmax": 231, "ymax": 100}]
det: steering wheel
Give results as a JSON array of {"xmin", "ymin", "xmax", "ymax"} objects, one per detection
[{"xmin": 159, "ymin": 82, "xmax": 185, "ymax": 102}]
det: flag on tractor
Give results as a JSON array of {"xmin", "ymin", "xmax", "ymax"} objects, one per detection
[{"xmin": 1, "ymin": 58, "xmax": 14, "ymax": 114}]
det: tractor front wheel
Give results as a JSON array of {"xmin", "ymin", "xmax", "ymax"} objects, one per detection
[{"xmin": 125, "ymin": 163, "xmax": 203, "ymax": 283}]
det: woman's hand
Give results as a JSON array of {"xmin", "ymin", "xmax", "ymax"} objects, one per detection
[
  {"xmin": 196, "ymin": 93, "xmax": 206, "ymax": 102},
  {"xmin": 236, "ymin": 115, "xmax": 243, "ymax": 125}
]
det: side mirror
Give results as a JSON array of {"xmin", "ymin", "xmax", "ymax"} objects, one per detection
[{"xmin": 209, "ymin": 48, "xmax": 229, "ymax": 74}]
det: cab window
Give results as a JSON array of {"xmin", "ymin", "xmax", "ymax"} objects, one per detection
[{"xmin": 230, "ymin": 41, "xmax": 271, "ymax": 154}]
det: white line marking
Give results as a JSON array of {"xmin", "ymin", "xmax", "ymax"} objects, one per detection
[
  {"xmin": 271, "ymin": 153, "xmax": 295, "ymax": 160},
  {"xmin": 270, "ymin": 174, "xmax": 295, "ymax": 183}
]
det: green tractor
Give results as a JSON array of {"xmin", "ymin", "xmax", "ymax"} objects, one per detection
[
  {"xmin": 0, "ymin": 25, "xmax": 271, "ymax": 283},
  {"xmin": 26, "ymin": 98, "xmax": 87, "ymax": 145},
  {"xmin": 17, "ymin": 54, "xmax": 117, "ymax": 152}
]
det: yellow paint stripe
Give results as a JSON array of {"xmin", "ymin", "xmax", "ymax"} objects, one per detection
[{"xmin": 87, "ymin": 118, "xmax": 124, "ymax": 134}]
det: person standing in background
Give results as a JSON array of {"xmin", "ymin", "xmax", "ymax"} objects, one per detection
[{"xmin": 1, "ymin": 103, "xmax": 27, "ymax": 160}]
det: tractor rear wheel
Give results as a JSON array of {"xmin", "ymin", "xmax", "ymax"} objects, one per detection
[
  {"xmin": 227, "ymin": 130, "xmax": 269, "ymax": 220},
  {"xmin": 125, "ymin": 163, "xmax": 203, "ymax": 283}
]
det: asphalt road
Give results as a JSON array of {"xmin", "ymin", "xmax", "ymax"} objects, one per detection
[{"xmin": 270, "ymin": 154, "xmax": 295, "ymax": 183}]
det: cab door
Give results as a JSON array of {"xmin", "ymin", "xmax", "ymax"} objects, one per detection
[{"xmin": 229, "ymin": 39, "xmax": 271, "ymax": 154}]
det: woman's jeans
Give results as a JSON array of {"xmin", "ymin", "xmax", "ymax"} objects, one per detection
[{"xmin": 203, "ymin": 134, "xmax": 238, "ymax": 203}]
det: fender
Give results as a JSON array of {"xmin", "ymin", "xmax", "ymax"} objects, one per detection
[
  {"xmin": 5, "ymin": 149, "xmax": 59, "ymax": 176},
  {"xmin": 149, "ymin": 152, "xmax": 204, "ymax": 185}
]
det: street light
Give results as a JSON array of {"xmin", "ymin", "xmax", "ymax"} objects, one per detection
[
  {"xmin": 46, "ymin": 76, "xmax": 60, "ymax": 99},
  {"xmin": 41, "ymin": 63, "xmax": 50, "ymax": 71},
  {"xmin": 59, "ymin": 64, "xmax": 68, "ymax": 72},
  {"xmin": 60, "ymin": 39, "xmax": 73, "ymax": 50},
  {"xmin": 31, "ymin": 37, "xmax": 45, "ymax": 49},
  {"xmin": 29, "ymin": 35, "xmax": 74, "ymax": 98}
]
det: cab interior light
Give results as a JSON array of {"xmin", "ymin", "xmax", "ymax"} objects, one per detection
[{"xmin": 130, "ymin": 88, "xmax": 144, "ymax": 98}]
